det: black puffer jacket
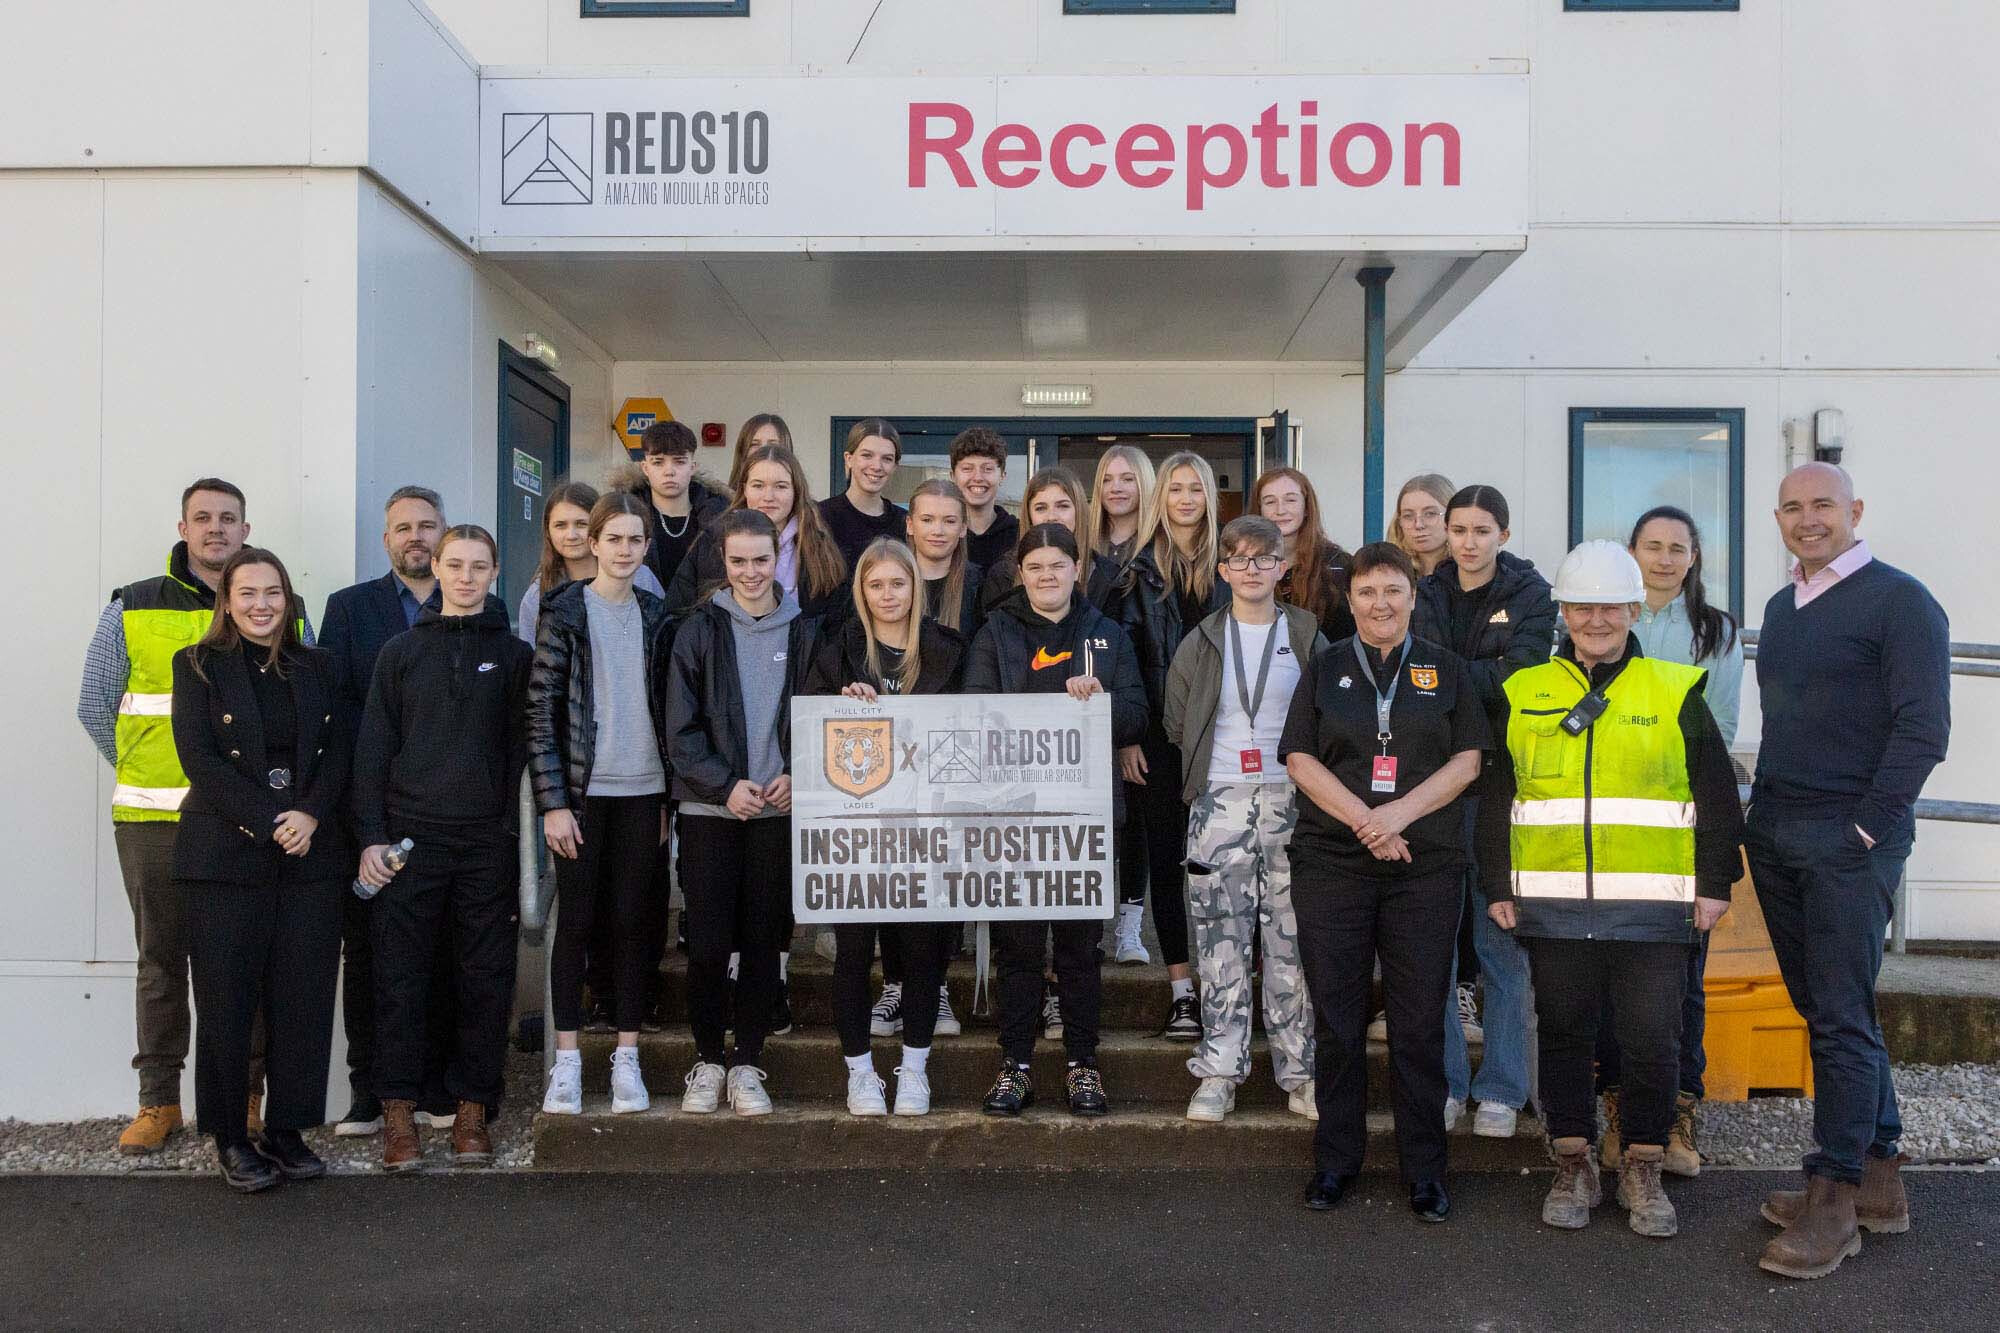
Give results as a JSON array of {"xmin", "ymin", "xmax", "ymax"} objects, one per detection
[
  {"xmin": 981, "ymin": 549, "xmax": 1123, "ymax": 618},
  {"xmin": 657, "ymin": 596, "xmax": 819, "ymax": 805},
  {"xmin": 662, "ymin": 522, "xmax": 851, "ymax": 623},
  {"xmin": 526, "ymin": 581, "xmax": 674, "ymax": 820},
  {"xmin": 1412, "ymin": 550, "xmax": 1558, "ymax": 719},
  {"xmin": 1117, "ymin": 549, "xmax": 1230, "ymax": 714},
  {"xmin": 802, "ymin": 616, "xmax": 966, "ymax": 697}
]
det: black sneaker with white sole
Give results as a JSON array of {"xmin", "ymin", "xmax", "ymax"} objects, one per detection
[
  {"xmin": 770, "ymin": 979, "xmax": 794, "ymax": 1036},
  {"xmin": 1161, "ymin": 993, "xmax": 1200, "ymax": 1041},
  {"xmin": 1065, "ymin": 1061, "xmax": 1110, "ymax": 1117},
  {"xmin": 333, "ymin": 1093, "xmax": 383, "ymax": 1137},
  {"xmin": 981, "ymin": 1061, "xmax": 1035, "ymax": 1117}
]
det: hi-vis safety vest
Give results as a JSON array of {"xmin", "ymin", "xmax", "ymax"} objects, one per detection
[
  {"xmin": 112, "ymin": 556, "xmax": 216, "ymax": 821},
  {"xmin": 1500, "ymin": 654, "xmax": 1706, "ymax": 940}
]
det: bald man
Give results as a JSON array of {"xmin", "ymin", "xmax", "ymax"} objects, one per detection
[{"xmin": 1747, "ymin": 462, "xmax": 1950, "ymax": 1279}]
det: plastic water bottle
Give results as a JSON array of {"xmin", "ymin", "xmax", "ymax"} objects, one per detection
[{"xmin": 352, "ymin": 838, "xmax": 414, "ymax": 900}]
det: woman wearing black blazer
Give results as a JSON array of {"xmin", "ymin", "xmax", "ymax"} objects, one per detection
[{"xmin": 171, "ymin": 548, "xmax": 351, "ymax": 1193}]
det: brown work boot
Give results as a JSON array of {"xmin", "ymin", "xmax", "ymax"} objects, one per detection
[
  {"xmin": 1762, "ymin": 1153, "xmax": 1911, "ymax": 1234},
  {"xmin": 1598, "ymin": 1090, "xmax": 1622, "ymax": 1171},
  {"xmin": 450, "ymin": 1101, "xmax": 493, "ymax": 1167},
  {"xmin": 1617, "ymin": 1144, "xmax": 1679, "ymax": 1238},
  {"xmin": 1664, "ymin": 1092, "xmax": 1701, "ymax": 1177},
  {"xmin": 246, "ymin": 1092, "xmax": 264, "ymax": 1136},
  {"xmin": 1760, "ymin": 1176, "xmax": 1863, "ymax": 1278},
  {"xmin": 1542, "ymin": 1136, "xmax": 1602, "ymax": 1229},
  {"xmin": 118, "ymin": 1104, "xmax": 183, "ymax": 1155},
  {"xmin": 381, "ymin": 1099, "xmax": 422, "ymax": 1173}
]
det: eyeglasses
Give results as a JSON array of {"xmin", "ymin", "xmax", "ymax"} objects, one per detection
[{"xmin": 1224, "ymin": 555, "xmax": 1282, "ymax": 571}]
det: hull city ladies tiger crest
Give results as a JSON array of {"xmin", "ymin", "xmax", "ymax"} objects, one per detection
[{"xmin": 825, "ymin": 718, "xmax": 894, "ymax": 798}]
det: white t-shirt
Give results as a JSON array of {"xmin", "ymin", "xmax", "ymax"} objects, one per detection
[{"xmin": 1207, "ymin": 615, "xmax": 1302, "ymax": 785}]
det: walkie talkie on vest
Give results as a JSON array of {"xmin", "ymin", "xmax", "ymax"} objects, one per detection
[{"xmin": 1560, "ymin": 688, "xmax": 1610, "ymax": 737}]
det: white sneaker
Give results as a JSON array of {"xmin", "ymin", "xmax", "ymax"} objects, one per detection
[
  {"xmin": 1042, "ymin": 992, "xmax": 1064, "ymax": 1040},
  {"xmin": 892, "ymin": 1067, "xmax": 932, "ymax": 1117},
  {"xmin": 1473, "ymin": 1102, "xmax": 1518, "ymax": 1138},
  {"xmin": 845, "ymin": 1064, "xmax": 887, "ymax": 1117},
  {"xmin": 1186, "ymin": 1076, "xmax": 1236, "ymax": 1123},
  {"xmin": 681, "ymin": 1061, "xmax": 726, "ymax": 1114},
  {"xmin": 727, "ymin": 1064, "xmax": 773, "ymax": 1117},
  {"xmin": 1287, "ymin": 1080, "xmax": 1320, "ymax": 1121},
  {"xmin": 934, "ymin": 986, "xmax": 962, "ymax": 1038},
  {"xmin": 1113, "ymin": 902, "xmax": 1151, "ymax": 965},
  {"xmin": 1366, "ymin": 1010, "xmax": 1389, "ymax": 1042},
  {"xmin": 869, "ymin": 982, "xmax": 904, "ymax": 1037},
  {"xmin": 610, "ymin": 1047, "xmax": 650, "ymax": 1114},
  {"xmin": 1444, "ymin": 1096, "xmax": 1466, "ymax": 1132},
  {"xmin": 541, "ymin": 1058, "xmax": 583, "ymax": 1116},
  {"xmin": 1457, "ymin": 983, "xmax": 1484, "ymax": 1044}
]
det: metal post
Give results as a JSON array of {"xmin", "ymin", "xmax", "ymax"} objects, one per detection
[
  {"xmin": 1357, "ymin": 266, "xmax": 1393, "ymax": 542},
  {"xmin": 1892, "ymin": 868, "xmax": 1908, "ymax": 955}
]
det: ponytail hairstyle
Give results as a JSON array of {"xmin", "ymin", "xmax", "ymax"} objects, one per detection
[
  {"xmin": 1144, "ymin": 450, "xmax": 1220, "ymax": 604},
  {"xmin": 536, "ymin": 480, "xmax": 601, "ymax": 594},
  {"xmin": 729, "ymin": 413, "xmax": 794, "ymax": 495},
  {"xmin": 731, "ymin": 441, "xmax": 848, "ymax": 603},
  {"xmin": 192, "ymin": 547, "xmax": 302, "ymax": 681},
  {"xmin": 852, "ymin": 538, "xmax": 925, "ymax": 695},
  {"xmin": 437, "ymin": 522, "xmax": 499, "ymax": 565},
  {"xmin": 1016, "ymin": 521, "xmax": 1082, "ymax": 566},
  {"xmin": 587, "ymin": 490, "xmax": 650, "ymax": 543},
  {"xmin": 842, "ymin": 417, "xmax": 903, "ymax": 466},
  {"xmin": 905, "ymin": 477, "xmax": 970, "ymax": 631},
  {"xmin": 1628, "ymin": 504, "xmax": 1737, "ymax": 663},
  {"xmin": 1249, "ymin": 465, "xmax": 1349, "ymax": 625},
  {"xmin": 1445, "ymin": 483, "xmax": 1511, "ymax": 531},
  {"xmin": 704, "ymin": 506, "xmax": 781, "ymax": 603},
  {"xmin": 1088, "ymin": 444, "xmax": 1157, "ymax": 564}
]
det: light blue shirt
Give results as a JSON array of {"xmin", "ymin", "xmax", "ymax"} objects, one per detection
[{"xmin": 1634, "ymin": 593, "xmax": 1743, "ymax": 748}]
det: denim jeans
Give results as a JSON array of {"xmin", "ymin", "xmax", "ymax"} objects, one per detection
[
  {"xmin": 1443, "ymin": 879, "xmax": 1533, "ymax": 1110},
  {"xmin": 1746, "ymin": 813, "xmax": 1907, "ymax": 1185}
]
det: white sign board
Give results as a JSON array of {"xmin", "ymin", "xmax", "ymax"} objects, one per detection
[
  {"xmin": 791, "ymin": 693, "xmax": 1117, "ymax": 923},
  {"xmin": 480, "ymin": 73, "xmax": 1528, "ymax": 241}
]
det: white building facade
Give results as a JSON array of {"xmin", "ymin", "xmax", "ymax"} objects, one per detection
[{"xmin": 3, "ymin": 0, "xmax": 1995, "ymax": 1119}]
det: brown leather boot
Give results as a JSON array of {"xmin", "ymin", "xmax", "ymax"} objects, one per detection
[
  {"xmin": 1759, "ymin": 1176, "xmax": 1863, "ymax": 1279},
  {"xmin": 118, "ymin": 1105, "xmax": 183, "ymax": 1155},
  {"xmin": 381, "ymin": 1099, "xmax": 422, "ymax": 1173},
  {"xmin": 1762, "ymin": 1153, "xmax": 1910, "ymax": 1233},
  {"xmin": 450, "ymin": 1100, "xmax": 493, "ymax": 1167},
  {"xmin": 1663, "ymin": 1092, "xmax": 1701, "ymax": 1178}
]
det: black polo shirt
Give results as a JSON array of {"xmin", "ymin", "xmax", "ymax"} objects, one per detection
[{"xmin": 1277, "ymin": 633, "xmax": 1490, "ymax": 879}]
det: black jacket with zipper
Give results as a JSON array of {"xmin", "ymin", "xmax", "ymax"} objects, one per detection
[
  {"xmin": 661, "ymin": 521, "xmax": 851, "ymax": 623},
  {"xmin": 802, "ymin": 616, "xmax": 965, "ymax": 697},
  {"xmin": 1117, "ymin": 548, "xmax": 1231, "ymax": 716},
  {"xmin": 525, "ymin": 580, "xmax": 673, "ymax": 821},
  {"xmin": 631, "ymin": 476, "xmax": 728, "ymax": 594},
  {"xmin": 350, "ymin": 603, "xmax": 532, "ymax": 848},
  {"xmin": 1413, "ymin": 550, "xmax": 1558, "ymax": 721},
  {"xmin": 658, "ymin": 596, "xmax": 819, "ymax": 805}
]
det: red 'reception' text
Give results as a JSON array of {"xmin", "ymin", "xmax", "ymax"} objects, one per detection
[{"xmin": 907, "ymin": 101, "xmax": 1462, "ymax": 211}]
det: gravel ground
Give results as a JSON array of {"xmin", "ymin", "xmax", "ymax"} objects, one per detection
[{"xmin": 7, "ymin": 1057, "xmax": 1997, "ymax": 1174}]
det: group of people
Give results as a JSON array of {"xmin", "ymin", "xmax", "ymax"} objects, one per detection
[{"xmin": 78, "ymin": 418, "xmax": 1949, "ymax": 1281}]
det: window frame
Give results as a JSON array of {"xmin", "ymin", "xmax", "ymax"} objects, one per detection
[
  {"xmin": 580, "ymin": 0, "xmax": 750, "ymax": 17},
  {"xmin": 1568, "ymin": 406, "xmax": 1746, "ymax": 619},
  {"xmin": 1065, "ymin": 1, "xmax": 1235, "ymax": 14},
  {"xmin": 1564, "ymin": 1, "xmax": 1738, "ymax": 11}
]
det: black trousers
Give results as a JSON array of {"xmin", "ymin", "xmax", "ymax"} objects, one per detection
[
  {"xmin": 680, "ymin": 813, "xmax": 790, "ymax": 1066},
  {"xmin": 993, "ymin": 919, "xmax": 1103, "ymax": 1065},
  {"xmin": 1118, "ymin": 731, "xmax": 1190, "ymax": 967},
  {"xmin": 881, "ymin": 922, "xmax": 956, "ymax": 987},
  {"xmin": 342, "ymin": 885, "xmax": 455, "ymax": 1108},
  {"xmin": 1527, "ymin": 937, "xmax": 1689, "ymax": 1149},
  {"xmin": 834, "ymin": 923, "xmax": 951, "ymax": 1057},
  {"xmin": 369, "ymin": 827, "xmax": 519, "ymax": 1109},
  {"xmin": 550, "ymin": 795, "xmax": 662, "ymax": 1034},
  {"xmin": 588, "ymin": 801, "xmax": 673, "ymax": 1007},
  {"xmin": 1293, "ymin": 861, "xmax": 1459, "ymax": 1184},
  {"xmin": 1596, "ymin": 930, "xmax": 1711, "ymax": 1099},
  {"xmin": 184, "ymin": 872, "xmax": 343, "ymax": 1146}
]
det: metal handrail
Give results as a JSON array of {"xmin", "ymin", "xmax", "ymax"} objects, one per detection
[{"xmin": 1740, "ymin": 630, "xmax": 2000, "ymax": 676}]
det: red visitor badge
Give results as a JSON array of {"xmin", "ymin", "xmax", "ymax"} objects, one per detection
[
  {"xmin": 1371, "ymin": 754, "xmax": 1398, "ymax": 794},
  {"xmin": 1239, "ymin": 748, "xmax": 1263, "ymax": 775}
]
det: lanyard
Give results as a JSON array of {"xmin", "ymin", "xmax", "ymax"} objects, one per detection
[
  {"xmin": 1352, "ymin": 636, "xmax": 1413, "ymax": 753},
  {"xmin": 1227, "ymin": 614, "xmax": 1282, "ymax": 724}
]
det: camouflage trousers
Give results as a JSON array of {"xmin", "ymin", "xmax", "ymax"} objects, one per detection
[{"xmin": 1184, "ymin": 782, "xmax": 1314, "ymax": 1090}]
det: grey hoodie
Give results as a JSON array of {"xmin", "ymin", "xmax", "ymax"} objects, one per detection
[{"xmin": 683, "ymin": 588, "xmax": 801, "ymax": 820}]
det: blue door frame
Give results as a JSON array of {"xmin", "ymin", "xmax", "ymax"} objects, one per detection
[{"xmin": 827, "ymin": 415, "xmax": 1260, "ymax": 496}]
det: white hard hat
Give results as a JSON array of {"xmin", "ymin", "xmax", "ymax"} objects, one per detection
[{"xmin": 1552, "ymin": 540, "xmax": 1646, "ymax": 604}]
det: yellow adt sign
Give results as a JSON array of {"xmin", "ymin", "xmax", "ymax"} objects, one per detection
[{"xmin": 614, "ymin": 397, "xmax": 672, "ymax": 455}]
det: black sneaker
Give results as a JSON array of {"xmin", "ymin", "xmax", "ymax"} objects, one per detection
[
  {"xmin": 981, "ymin": 1061, "xmax": 1035, "ymax": 1117},
  {"xmin": 1065, "ymin": 1061, "xmax": 1110, "ymax": 1117},
  {"xmin": 584, "ymin": 996, "xmax": 615, "ymax": 1034},
  {"xmin": 675, "ymin": 911, "xmax": 689, "ymax": 955},
  {"xmin": 333, "ymin": 1092, "xmax": 383, "ymax": 1137},
  {"xmin": 640, "ymin": 991, "xmax": 667, "ymax": 1035},
  {"xmin": 770, "ymin": 979, "xmax": 794, "ymax": 1036},
  {"xmin": 1161, "ymin": 993, "xmax": 1200, "ymax": 1042}
]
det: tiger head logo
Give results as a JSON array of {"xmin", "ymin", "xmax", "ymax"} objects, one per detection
[{"xmin": 825, "ymin": 718, "xmax": 894, "ymax": 798}]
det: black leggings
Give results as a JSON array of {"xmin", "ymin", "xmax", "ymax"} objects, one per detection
[
  {"xmin": 833, "ymin": 923, "xmax": 951, "ymax": 1057},
  {"xmin": 1119, "ymin": 731, "xmax": 1190, "ymax": 967},
  {"xmin": 881, "ymin": 923, "xmax": 956, "ymax": 986},
  {"xmin": 680, "ymin": 813, "xmax": 791, "ymax": 1066},
  {"xmin": 551, "ymin": 795, "xmax": 662, "ymax": 1033}
]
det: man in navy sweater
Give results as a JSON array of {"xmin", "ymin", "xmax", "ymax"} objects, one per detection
[{"xmin": 1748, "ymin": 462, "xmax": 1950, "ymax": 1281}]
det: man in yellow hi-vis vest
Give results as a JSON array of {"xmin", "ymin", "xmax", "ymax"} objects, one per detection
[
  {"xmin": 76, "ymin": 478, "xmax": 313, "ymax": 1154},
  {"xmin": 1477, "ymin": 541, "xmax": 1743, "ymax": 1242}
]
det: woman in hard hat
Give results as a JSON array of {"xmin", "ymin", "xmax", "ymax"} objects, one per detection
[{"xmin": 1478, "ymin": 540, "xmax": 1744, "ymax": 1240}]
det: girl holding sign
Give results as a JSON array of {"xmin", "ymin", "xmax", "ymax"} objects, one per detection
[
  {"xmin": 965, "ymin": 524, "xmax": 1148, "ymax": 1118},
  {"xmin": 661, "ymin": 509, "xmax": 818, "ymax": 1118},
  {"xmin": 1118, "ymin": 452, "xmax": 1230, "ymax": 1025},
  {"xmin": 803, "ymin": 538, "xmax": 967, "ymax": 1117}
]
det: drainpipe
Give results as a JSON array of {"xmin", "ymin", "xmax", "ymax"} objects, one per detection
[{"xmin": 1357, "ymin": 266, "xmax": 1393, "ymax": 543}]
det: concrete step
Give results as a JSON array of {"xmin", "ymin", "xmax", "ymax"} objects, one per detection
[
  {"xmin": 532, "ymin": 1097, "xmax": 1549, "ymax": 1173},
  {"xmin": 572, "ymin": 1029, "xmax": 1419, "ymax": 1109}
]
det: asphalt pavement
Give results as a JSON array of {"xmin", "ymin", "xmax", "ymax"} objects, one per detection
[{"xmin": 3, "ymin": 1168, "xmax": 1992, "ymax": 1331}]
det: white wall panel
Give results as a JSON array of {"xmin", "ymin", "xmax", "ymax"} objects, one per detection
[
  {"xmin": 368, "ymin": 0, "xmax": 482, "ymax": 243},
  {"xmin": 1782, "ymin": 230, "xmax": 2000, "ymax": 371},
  {"xmin": 0, "ymin": 972, "xmax": 146, "ymax": 1120},
  {"xmin": 1041, "ymin": 0, "xmax": 1278, "ymax": 67},
  {"xmin": 421, "ymin": 0, "xmax": 549, "ymax": 67},
  {"xmin": 793, "ymin": 0, "xmax": 1037, "ymax": 68},
  {"xmin": 548, "ymin": 0, "xmax": 797, "ymax": 67},
  {"xmin": 1281, "ymin": 0, "xmax": 1530, "ymax": 67},
  {"xmin": 1383, "ymin": 371, "xmax": 1528, "ymax": 544}
]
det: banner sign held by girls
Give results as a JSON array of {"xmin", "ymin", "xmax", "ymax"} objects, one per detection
[{"xmin": 792, "ymin": 693, "xmax": 1116, "ymax": 923}]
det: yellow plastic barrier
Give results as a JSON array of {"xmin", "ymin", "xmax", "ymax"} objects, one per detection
[{"xmin": 1701, "ymin": 854, "xmax": 1813, "ymax": 1100}]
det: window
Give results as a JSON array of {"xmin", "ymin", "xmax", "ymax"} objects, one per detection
[
  {"xmin": 1066, "ymin": 1, "xmax": 1234, "ymax": 13},
  {"xmin": 1569, "ymin": 408, "xmax": 1745, "ymax": 618},
  {"xmin": 1565, "ymin": 1, "xmax": 1737, "ymax": 10},
  {"xmin": 581, "ymin": 1, "xmax": 749, "ymax": 16}
]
